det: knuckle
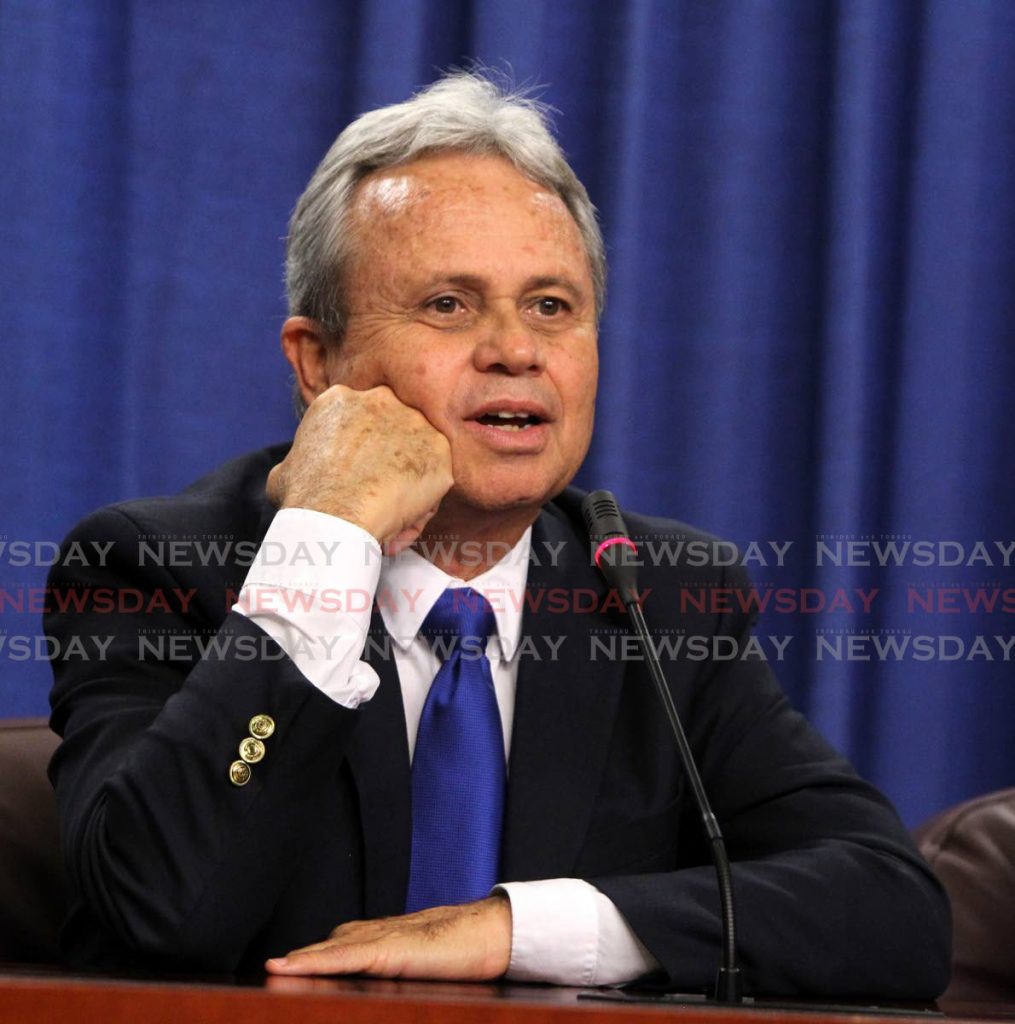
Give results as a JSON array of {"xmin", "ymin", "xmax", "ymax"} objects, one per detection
[
  {"xmin": 369, "ymin": 384, "xmax": 396, "ymax": 406},
  {"xmin": 266, "ymin": 464, "xmax": 285, "ymax": 496},
  {"xmin": 307, "ymin": 387, "xmax": 333, "ymax": 411}
]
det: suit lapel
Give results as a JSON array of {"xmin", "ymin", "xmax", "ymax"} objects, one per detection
[
  {"xmin": 501, "ymin": 504, "xmax": 627, "ymax": 881},
  {"xmin": 346, "ymin": 610, "xmax": 412, "ymax": 917}
]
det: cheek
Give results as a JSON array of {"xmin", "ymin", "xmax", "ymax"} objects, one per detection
[
  {"xmin": 326, "ymin": 338, "xmax": 426, "ymax": 395},
  {"xmin": 561, "ymin": 354, "xmax": 598, "ymax": 414},
  {"xmin": 395, "ymin": 358, "xmax": 453, "ymax": 423},
  {"xmin": 399, "ymin": 359, "xmax": 435, "ymax": 407},
  {"xmin": 558, "ymin": 360, "xmax": 597, "ymax": 454},
  {"xmin": 323, "ymin": 346, "xmax": 370, "ymax": 389}
]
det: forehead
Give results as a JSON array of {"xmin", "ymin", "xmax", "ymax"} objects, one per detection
[{"xmin": 346, "ymin": 152, "xmax": 587, "ymax": 273}]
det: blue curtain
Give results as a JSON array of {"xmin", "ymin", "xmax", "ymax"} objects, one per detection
[{"xmin": 1, "ymin": 0, "xmax": 1012, "ymax": 827}]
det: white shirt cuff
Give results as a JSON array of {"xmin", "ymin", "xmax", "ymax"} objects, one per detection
[
  {"xmin": 232, "ymin": 508, "xmax": 382, "ymax": 707},
  {"xmin": 495, "ymin": 878, "xmax": 659, "ymax": 986}
]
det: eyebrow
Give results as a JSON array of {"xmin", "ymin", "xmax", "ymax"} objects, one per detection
[{"xmin": 420, "ymin": 273, "xmax": 589, "ymax": 303}]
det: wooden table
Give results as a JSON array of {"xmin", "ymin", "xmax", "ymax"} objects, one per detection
[{"xmin": 1, "ymin": 966, "xmax": 1013, "ymax": 1024}]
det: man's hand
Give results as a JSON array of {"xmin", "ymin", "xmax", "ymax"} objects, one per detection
[
  {"xmin": 264, "ymin": 897, "xmax": 512, "ymax": 980},
  {"xmin": 266, "ymin": 384, "xmax": 454, "ymax": 554}
]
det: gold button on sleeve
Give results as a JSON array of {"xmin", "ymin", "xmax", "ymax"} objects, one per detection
[
  {"xmin": 239, "ymin": 737, "xmax": 266, "ymax": 764},
  {"xmin": 249, "ymin": 714, "xmax": 275, "ymax": 740},
  {"xmin": 229, "ymin": 760, "xmax": 252, "ymax": 786}
]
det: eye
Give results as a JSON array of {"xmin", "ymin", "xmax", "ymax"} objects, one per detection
[
  {"xmin": 427, "ymin": 295, "xmax": 463, "ymax": 315},
  {"xmin": 532, "ymin": 296, "xmax": 569, "ymax": 317}
]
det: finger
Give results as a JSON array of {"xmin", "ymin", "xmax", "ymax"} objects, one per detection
[
  {"xmin": 265, "ymin": 463, "xmax": 284, "ymax": 506},
  {"xmin": 265, "ymin": 943, "xmax": 376, "ymax": 976},
  {"xmin": 328, "ymin": 918, "xmax": 396, "ymax": 940}
]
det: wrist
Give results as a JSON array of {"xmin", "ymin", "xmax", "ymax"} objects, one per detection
[
  {"xmin": 480, "ymin": 893, "xmax": 513, "ymax": 977},
  {"xmin": 274, "ymin": 498, "xmax": 387, "ymax": 544}
]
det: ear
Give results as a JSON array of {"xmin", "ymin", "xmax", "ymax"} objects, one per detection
[{"xmin": 281, "ymin": 317, "xmax": 332, "ymax": 407}]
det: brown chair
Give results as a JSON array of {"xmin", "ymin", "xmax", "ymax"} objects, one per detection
[
  {"xmin": 915, "ymin": 788, "xmax": 1015, "ymax": 1002},
  {"xmin": 0, "ymin": 717, "xmax": 65, "ymax": 963}
]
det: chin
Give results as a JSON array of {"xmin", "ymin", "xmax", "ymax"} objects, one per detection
[
  {"xmin": 458, "ymin": 489, "xmax": 538, "ymax": 513},
  {"xmin": 455, "ymin": 477, "xmax": 568, "ymax": 517}
]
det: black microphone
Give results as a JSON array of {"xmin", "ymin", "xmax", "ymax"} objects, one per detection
[{"xmin": 582, "ymin": 490, "xmax": 743, "ymax": 1004}]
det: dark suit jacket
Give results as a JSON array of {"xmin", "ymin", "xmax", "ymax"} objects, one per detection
[{"xmin": 45, "ymin": 445, "xmax": 950, "ymax": 995}]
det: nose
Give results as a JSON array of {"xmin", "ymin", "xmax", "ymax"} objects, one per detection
[{"xmin": 473, "ymin": 307, "xmax": 546, "ymax": 376}]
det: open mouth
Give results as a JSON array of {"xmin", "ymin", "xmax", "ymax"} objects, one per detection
[{"xmin": 475, "ymin": 411, "xmax": 544, "ymax": 432}]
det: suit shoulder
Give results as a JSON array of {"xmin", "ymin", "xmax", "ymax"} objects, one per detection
[
  {"xmin": 176, "ymin": 443, "xmax": 290, "ymax": 501},
  {"xmin": 62, "ymin": 444, "xmax": 289, "ymax": 546}
]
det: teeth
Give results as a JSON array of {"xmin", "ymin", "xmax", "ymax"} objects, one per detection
[
  {"xmin": 476, "ymin": 410, "xmax": 541, "ymax": 431},
  {"xmin": 478, "ymin": 410, "xmax": 538, "ymax": 431}
]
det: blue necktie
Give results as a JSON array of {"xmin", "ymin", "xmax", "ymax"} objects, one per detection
[{"xmin": 405, "ymin": 587, "xmax": 506, "ymax": 912}]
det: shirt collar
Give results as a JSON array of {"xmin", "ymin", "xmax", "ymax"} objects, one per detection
[{"xmin": 378, "ymin": 527, "xmax": 533, "ymax": 661}]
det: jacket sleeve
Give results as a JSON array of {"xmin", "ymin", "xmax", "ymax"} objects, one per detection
[
  {"xmin": 46, "ymin": 505, "xmax": 362, "ymax": 970},
  {"xmin": 590, "ymin": 563, "xmax": 952, "ymax": 998}
]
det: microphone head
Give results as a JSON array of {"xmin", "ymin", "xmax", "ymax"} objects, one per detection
[
  {"xmin": 582, "ymin": 490, "xmax": 629, "ymax": 543},
  {"xmin": 581, "ymin": 490, "xmax": 642, "ymax": 606}
]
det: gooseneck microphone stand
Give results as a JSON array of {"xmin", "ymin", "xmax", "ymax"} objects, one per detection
[{"xmin": 582, "ymin": 489, "xmax": 742, "ymax": 1004}]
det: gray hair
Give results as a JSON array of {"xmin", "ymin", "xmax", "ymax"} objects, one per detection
[{"xmin": 285, "ymin": 70, "xmax": 606, "ymax": 350}]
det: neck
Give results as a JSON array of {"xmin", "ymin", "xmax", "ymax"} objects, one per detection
[{"xmin": 414, "ymin": 504, "xmax": 537, "ymax": 580}]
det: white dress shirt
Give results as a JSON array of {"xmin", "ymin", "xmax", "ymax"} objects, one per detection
[{"xmin": 234, "ymin": 506, "xmax": 658, "ymax": 985}]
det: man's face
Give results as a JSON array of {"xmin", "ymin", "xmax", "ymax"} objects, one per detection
[{"xmin": 323, "ymin": 151, "xmax": 599, "ymax": 525}]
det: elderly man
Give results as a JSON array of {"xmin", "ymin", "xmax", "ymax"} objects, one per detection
[{"xmin": 46, "ymin": 73, "xmax": 950, "ymax": 994}]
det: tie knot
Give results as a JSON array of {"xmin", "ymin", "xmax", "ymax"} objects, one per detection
[{"xmin": 421, "ymin": 587, "xmax": 496, "ymax": 647}]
